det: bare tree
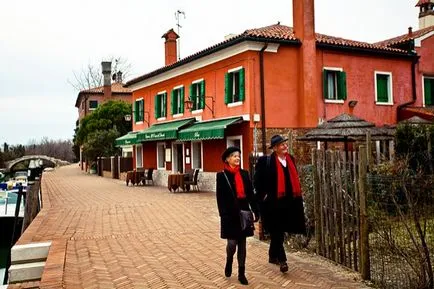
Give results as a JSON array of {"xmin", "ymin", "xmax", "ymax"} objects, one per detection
[{"xmin": 68, "ymin": 56, "xmax": 132, "ymax": 91}]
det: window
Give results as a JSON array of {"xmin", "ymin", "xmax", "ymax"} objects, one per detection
[
  {"xmin": 136, "ymin": 145, "xmax": 143, "ymax": 168},
  {"xmin": 89, "ymin": 100, "xmax": 98, "ymax": 110},
  {"xmin": 423, "ymin": 77, "xmax": 434, "ymax": 106},
  {"xmin": 154, "ymin": 92, "xmax": 167, "ymax": 119},
  {"xmin": 375, "ymin": 72, "xmax": 393, "ymax": 104},
  {"xmin": 323, "ymin": 69, "xmax": 347, "ymax": 101},
  {"xmin": 225, "ymin": 67, "xmax": 245, "ymax": 104},
  {"xmin": 134, "ymin": 98, "xmax": 144, "ymax": 123},
  {"xmin": 171, "ymin": 86, "xmax": 185, "ymax": 115},
  {"xmin": 157, "ymin": 143, "xmax": 165, "ymax": 169},
  {"xmin": 191, "ymin": 141, "xmax": 202, "ymax": 169},
  {"xmin": 189, "ymin": 80, "xmax": 205, "ymax": 111}
]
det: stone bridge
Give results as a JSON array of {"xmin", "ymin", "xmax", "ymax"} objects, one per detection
[{"xmin": 5, "ymin": 155, "xmax": 70, "ymax": 171}]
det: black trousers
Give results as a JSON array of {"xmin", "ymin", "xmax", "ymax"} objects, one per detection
[
  {"xmin": 227, "ymin": 238, "xmax": 246, "ymax": 267},
  {"xmin": 269, "ymin": 230, "xmax": 286, "ymax": 262}
]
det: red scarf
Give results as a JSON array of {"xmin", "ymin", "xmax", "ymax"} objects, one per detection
[
  {"xmin": 275, "ymin": 153, "xmax": 302, "ymax": 198},
  {"xmin": 224, "ymin": 164, "xmax": 245, "ymax": 199}
]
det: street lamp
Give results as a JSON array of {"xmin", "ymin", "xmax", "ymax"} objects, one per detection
[
  {"xmin": 124, "ymin": 111, "xmax": 150, "ymax": 126},
  {"xmin": 184, "ymin": 96, "xmax": 215, "ymax": 117}
]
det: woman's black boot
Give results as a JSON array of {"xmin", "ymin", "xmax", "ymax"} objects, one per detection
[
  {"xmin": 224, "ymin": 257, "xmax": 233, "ymax": 277},
  {"xmin": 238, "ymin": 266, "xmax": 248, "ymax": 285}
]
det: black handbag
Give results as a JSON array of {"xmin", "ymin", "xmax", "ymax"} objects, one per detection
[{"xmin": 222, "ymin": 171, "xmax": 254, "ymax": 231}]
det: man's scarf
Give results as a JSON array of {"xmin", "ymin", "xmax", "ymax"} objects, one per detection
[{"xmin": 275, "ymin": 154, "xmax": 302, "ymax": 198}]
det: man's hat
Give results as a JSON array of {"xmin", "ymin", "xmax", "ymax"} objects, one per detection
[
  {"xmin": 221, "ymin": 146, "xmax": 241, "ymax": 162},
  {"xmin": 269, "ymin": 135, "xmax": 288, "ymax": 149}
]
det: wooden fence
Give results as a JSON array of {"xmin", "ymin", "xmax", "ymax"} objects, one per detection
[{"xmin": 312, "ymin": 146, "xmax": 370, "ymax": 279}]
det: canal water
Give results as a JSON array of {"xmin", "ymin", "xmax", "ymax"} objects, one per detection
[{"xmin": 0, "ymin": 192, "xmax": 25, "ymax": 285}]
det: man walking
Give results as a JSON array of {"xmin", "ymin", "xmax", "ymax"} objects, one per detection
[{"xmin": 254, "ymin": 135, "xmax": 306, "ymax": 273}]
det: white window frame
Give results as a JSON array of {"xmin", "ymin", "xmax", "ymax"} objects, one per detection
[
  {"xmin": 135, "ymin": 97, "xmax": 144, "ymax": 124},
  {"xmin": 171, "ymin": 142, "xmax": 185, "ymax": 173},
  {"xmin": 374, "ymin": 71, "xmax": 394, "ymax": 106},
  {"xmin": 172, "ymin": 85, "xmax": 184, "ymax": 116},
  {"xmin": 135, "ymin": 144, "xmax": 143, "ymax": 169},
  {"xmin": 226, "ymin": 135, "xmax": 243, "ymax": 169},
  {"xmin": 156, "ymin": 142, "xmax": 166, "ymax": 170},
  {"xmin": 156, "ymin": 90, "xmax": 167, "ymax": 119},
  {"xmin": 190, "ymin": 80, "xmax": 203, "ymax": 113},
  {"xmin": 191, "ymin": 141, "xmax": 203, "ymax": 171},
  {"xmin": 323, "ymin": 67, "xmax": 344, "ymax": 104},
  {"xmin": 226, "ymin": 66, "xmax": 244, "ymax": 105},
  {"xmin": 422, "ymin": 75, "xmax": 434, "ymax": 107}
]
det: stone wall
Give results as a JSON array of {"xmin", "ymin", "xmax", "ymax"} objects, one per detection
[{"xmin": 254, "ymin": 128, "xmax": 316, "ymax": 166}]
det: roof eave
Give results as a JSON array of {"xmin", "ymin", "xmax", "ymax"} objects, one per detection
[
  {"xmin": 316, "ymin": 42, "xmax": 414, "ymax": 58},
  {"xmin": 125, "ymin": 36, "xmax": 301, "ymax": 87}
]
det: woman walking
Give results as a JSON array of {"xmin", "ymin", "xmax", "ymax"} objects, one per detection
[{"xmin": 216, "ymin": 146, "xmax": 259, "ymax": 285}]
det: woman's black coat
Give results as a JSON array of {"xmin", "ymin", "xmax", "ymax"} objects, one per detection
[
  {"xmin": 216, "ymin": 169, "xmax": 259, "ymax": 239},
  {"xmin": 254, "ymin": 152, "xmax": 306, "ymax": 235}
]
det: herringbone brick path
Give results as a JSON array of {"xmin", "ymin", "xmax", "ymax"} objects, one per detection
[{"xmin": 10, "ymin": 165, "xmax": 371, "ymax": 289}]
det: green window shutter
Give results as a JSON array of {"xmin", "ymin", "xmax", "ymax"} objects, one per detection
[
  {"xmin": 180, "ymin": 87, "xmax": 185, "ymax": 113},
  {"xmin": 377, "ymin": 75, "xmax": 388, "ymax": 102},
  {"xmin": 338, "ymin": 71, "xmax": 347, "ymax": 100},
  {"xmin": 140, "ymin": 100, "xmax": 144, "ymax": 121},
  {"xmin": 171, "ymin": 90, "xmax": 175, "ymax": 115},
  {"xmin": 323, "ymin": 70, "xmax": 329, "ymax": 99},
  {"xmin": 200, "ymin": 81, "xmax": 205, "ymax": 109},
  {"xmin": 154, "ymin": 95, "xmax": 160, "ymax": 119},
  {"xmin": 424, "ymin": 78, "xmax": 432, "ymax": 105},
  {"xmin": 163, "ymin": 93, "xmax": 167, "ymax": 117},
  {"xmin": 225, "ymin": 73, "xmax": 231, "ymax": 104},
  {"xmin": 189, "ymin": 84, "xmax": 195, "ymax": 111},
  {"xmin": 239, "ymin": 68, "xmax": 245, "ymax": 101},
  {"xmin": 134, "ymin": 101, "xmax": 139, "ymax": 122}
]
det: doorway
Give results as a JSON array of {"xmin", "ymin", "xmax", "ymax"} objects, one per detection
[{"xmin": 172, "ymin": 143, "xmax": 184, "ymax": 173}]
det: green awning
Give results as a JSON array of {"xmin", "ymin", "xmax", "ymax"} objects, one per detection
[
  {"xmin": 178, "ymin": 117, "xmax": 243, "ymax": 141},
  {"xmin": 137, "ymin": 118, "xmax": 195, "ymax": 142},
  {"xmin": 115, "ymin": 131, "xmax": 139, "ymax": 146}
]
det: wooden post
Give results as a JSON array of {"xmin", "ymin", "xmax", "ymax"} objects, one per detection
[
  {"xmin": 428, "ymin": 130, "xmax": 432, "ymax": 173},
  {"xmin": 288, "ymin": 130, "xmax": 293, "ymax": 155},
  {"xmin": 353, "ymin": 150, "xmax": 359, "ymax": 272},
  {"xmin": 336, "ymin": 151, "xmax": 345, "ymax": 265},
  {"xmin": 358, "ymin": 145, "xmax": 370, "ymax": 280},
  {"xmin": 327, "ymin": 150, "xmax": 336, "ymax": 261},
  {"xmin": 319, "ymin": 149, "xmax": 326, "ymax": 256},
  {"xmin": 312, "ymin": 149, "xmax": 322, "ymax": 255},
  {"xmin": 22, "ymin": 180, "xmax": 41, "ymax": 233},
  {"xmin": 366, "ymin": 132, "xmax": 373, "ymax": 171},
  {"xmin": 389, "ymin": 140, "xmax": 395, "ymax": 162}
]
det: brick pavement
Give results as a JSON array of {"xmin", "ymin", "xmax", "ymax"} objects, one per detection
[{"xmin": 9, "ymin": 165, "xmax": 371, "ymax": 289}]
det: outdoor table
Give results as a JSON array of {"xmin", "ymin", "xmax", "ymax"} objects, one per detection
[
  {"xmin": 126, "ymin": 170, "xmax": 145, "ymax": 186},
  {"xmin": 167, "ymin": 173, "xmax": 186, "ymax": 192}
]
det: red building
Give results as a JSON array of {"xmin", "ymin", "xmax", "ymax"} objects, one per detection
[
  {"xmin": 75, "ymin": 61, "xmax": 132, "ymax": 170},
  {"xmin": 120, "ymin": 0, "xmax": 433, "ymax": 191}
]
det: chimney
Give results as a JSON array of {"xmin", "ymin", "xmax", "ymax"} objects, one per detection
[
  {"xmin": 101, "ymin": 61, "xmax": 112, "ymax": 98},
  {"xmin": 408, "ymin": 26, "xmax": 413, "ymax": 36},
  {"xmin": 293, "ymin": 0, "xmax": 318, "ymax": 127},
  {"xmin": 162, "ymin": 29, "xmax": 179, "ymax": 66}
]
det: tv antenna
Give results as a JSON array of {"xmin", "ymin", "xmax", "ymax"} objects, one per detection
[{"xmin": 175, "ymin": 10, "xmax": 186, "ymax": 60}]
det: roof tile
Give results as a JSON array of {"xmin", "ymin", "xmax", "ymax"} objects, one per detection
[
  {"xmin": 126, "ymin": 24, "xmax": 410, "ymax": 87},
  {"xmin": 374, "ymin": 25, "xmax": 434, "ymax": 47}
]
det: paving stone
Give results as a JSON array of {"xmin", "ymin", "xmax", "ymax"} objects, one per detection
[{"xmin": 12, "ymin": 165, "xmax": 371, "ymax": 288}]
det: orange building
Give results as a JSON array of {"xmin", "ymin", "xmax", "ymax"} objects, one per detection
[{"xmin": 122, "ymin": 0, "xmax": 433, "ymax": 191}]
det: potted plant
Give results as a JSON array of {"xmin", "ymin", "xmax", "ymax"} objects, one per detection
[{"xmin": 89, "ymin": 162, "xmax": 97, "ymax": 174}]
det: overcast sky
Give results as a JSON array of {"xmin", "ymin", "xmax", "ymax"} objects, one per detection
[{"xmin": 0, "ymin": 0, "xmax": 419, "ymax": 146}]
